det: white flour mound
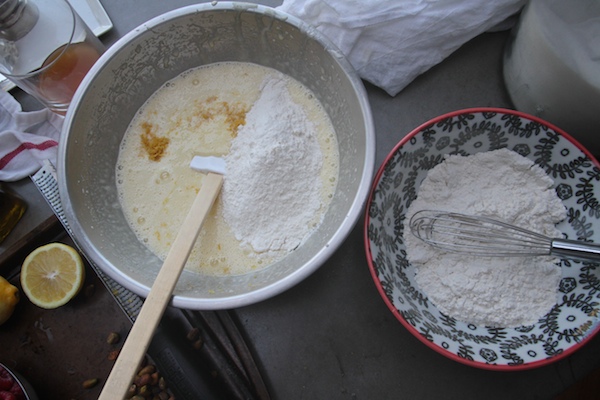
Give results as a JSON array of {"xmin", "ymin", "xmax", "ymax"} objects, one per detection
[
  {"xmin": 404, "ymin": 148, "xmax": 566, "ymax": 327},
  {"xmin": 222, "ymin": 76, "xmax": 324, "ymax": 255}
]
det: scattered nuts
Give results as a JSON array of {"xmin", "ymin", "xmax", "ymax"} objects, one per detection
[
  {"xmin": 108, "ymin": 349, "xmax": 120, "ymax": 361},
  {"xmin": 138, "ymin": 384, "xmax": 151, "ymax": 397},
  {"xmin": 192, "ymin": 338, "xmax": 204, "ymax": 350},
  {"xmin": 107, "ymin": 335, "xmax": 174, "ymax": 400},
  {"xmin": 82, "ymin": 378, "xmax": 98, "ymax": 389},
  {"xmin": 126, "ymin": 384, "xmax": 137, "ymax": 398},
  {"xmin": 84, "ymin": 283, "xmax": 96, "ymax": 298},
  {"xmin": 158, "ymin": 376, "xmax": 167, "ymax": 391},
  {"xmin": 186, "ymin": 327, "xmax": 200, "ymax": 342},
  {"xmin": 106, "ymin": 331, "xmax": 121, "ymax": 344},
  {"xmin": 119, "ymin": 361, "xmax": 174, "ymax": 399},
  {"xmin": 137, "ymin": 364, "xmax": 155, "ymax": 376},
  {"xmin": 134, "ymin": 373, "xmax": 151, "ymax": 387},
  {"xmin": 151, "ymin": 371, "xmax": 159, "ymax": 385}
]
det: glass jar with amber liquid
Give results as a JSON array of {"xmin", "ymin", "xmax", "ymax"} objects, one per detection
[
  {"xmin": 0, "ymin": 0, "xmax": 104, "ymax": 114},
  {"xmin": 0, "ymin": 184, "xmax": 26, "ymax": 244}
]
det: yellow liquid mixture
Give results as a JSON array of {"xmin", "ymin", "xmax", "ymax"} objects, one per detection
[{"xmin": 116, "ymin": 62, "xmax": 339, "ymax": 276}]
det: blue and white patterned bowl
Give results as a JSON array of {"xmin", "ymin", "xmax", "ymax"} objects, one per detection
[{"xmin": 364, "ymin": 108, "xmax": 600, "ymax": 370}]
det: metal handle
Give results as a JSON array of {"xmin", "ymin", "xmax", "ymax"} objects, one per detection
[{"xmin": 551, "ymin": 239, "xmax": 600, "ymax": 262}]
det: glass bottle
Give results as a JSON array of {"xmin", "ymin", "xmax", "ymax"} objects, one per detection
[
  {"xmin": 503, "ymin": 0, "xmax": 600, "ymax": 156},
  {"xmin": 0, "ymin": 184, "xmax": 26, "ymax": 244}
]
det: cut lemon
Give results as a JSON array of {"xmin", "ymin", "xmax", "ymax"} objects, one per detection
[{"xmin": 20, "ymin": 243, "xmax": 85, "ymax": 309}]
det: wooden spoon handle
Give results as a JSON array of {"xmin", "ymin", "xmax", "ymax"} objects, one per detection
[{"xmin": 98, "ymin": 172, "xmax": 223, "ymax": 400}]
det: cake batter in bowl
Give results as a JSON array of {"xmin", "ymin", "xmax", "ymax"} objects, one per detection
[{"xmin": 58, "ymin": 3, "xmax": 375, "ymax": 309}]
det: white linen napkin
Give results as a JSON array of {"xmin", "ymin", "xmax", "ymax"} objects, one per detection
[
  {"xmin": 277, "ymin": 0, "xmax": 526, "ymax": 96},
  {"xmin": 0, "ymin": 90, "xmax": 63, "ymax": 182}
]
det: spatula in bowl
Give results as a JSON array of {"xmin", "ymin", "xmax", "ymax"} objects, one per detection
[{"xmin": 98, "ymin": 156, "xmax": 226, "ymax": 399}]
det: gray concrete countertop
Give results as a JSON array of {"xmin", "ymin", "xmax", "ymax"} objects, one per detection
[
  {"xmin": 233, "ymin": 28, "xmax": 600, "ymax": 399},
  {"xmin": 3, "ymin": 1, "xmax": 600, "ymax": 399}
]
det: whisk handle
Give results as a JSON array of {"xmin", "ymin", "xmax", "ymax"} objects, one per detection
[{"xmin": 551, "ymin": 239, "xmax": 600, "ymax": 262}]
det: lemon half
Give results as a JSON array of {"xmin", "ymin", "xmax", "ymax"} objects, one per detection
[{"xmin": 21, "ymin": 243, "xmax": 85, "ymax": 309}]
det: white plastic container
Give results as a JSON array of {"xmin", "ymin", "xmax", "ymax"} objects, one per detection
[{"xmin": 503, "ymin": 0, "xmax": 600, "ymax": 155}]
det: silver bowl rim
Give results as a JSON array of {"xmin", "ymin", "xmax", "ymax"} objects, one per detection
[{"xmin": 58, "ymin": 2, "xmax": 376, "ymax": 309}]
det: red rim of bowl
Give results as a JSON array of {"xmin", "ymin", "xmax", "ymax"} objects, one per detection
[{"xmin": 363, "ymin": 106, "xmax": 600, "ymax": 371}]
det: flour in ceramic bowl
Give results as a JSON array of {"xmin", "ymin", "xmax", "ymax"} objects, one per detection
[{"xmin": 404, "ymin": 148, "xmax": 566, "ymax": 327}]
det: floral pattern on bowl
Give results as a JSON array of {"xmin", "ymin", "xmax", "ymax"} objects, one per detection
[{"xmin": 364, "ymin": 108, "xmax": 600, "ymax": 370}]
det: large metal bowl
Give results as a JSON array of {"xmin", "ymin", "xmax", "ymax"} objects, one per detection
[{"xmin": 57, "ymin": 3, "xmax": 375, "ymax": 309}]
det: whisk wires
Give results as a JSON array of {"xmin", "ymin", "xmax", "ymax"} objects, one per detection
[{"xmin": 409, "ymin": 210, "xmax": 553, "ymax": 257}]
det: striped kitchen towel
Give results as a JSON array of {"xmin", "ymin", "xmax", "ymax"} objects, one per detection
[{"xmin": 0, "ymin": 90, "xmax": 63, "ymax": 182}]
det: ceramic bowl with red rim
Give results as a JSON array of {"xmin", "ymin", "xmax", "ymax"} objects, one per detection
[{"xmin": 364, "ymin": 108, "xmax": 600, "ymax": 370}]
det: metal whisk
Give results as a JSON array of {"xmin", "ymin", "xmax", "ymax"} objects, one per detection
[{"xmin": 409, "ymin": 210, "xmax": 600, "ymax": 261}]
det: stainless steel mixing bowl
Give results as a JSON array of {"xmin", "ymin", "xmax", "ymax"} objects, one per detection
[{"xmin": 58, "ymin": 2, "xmax": 375, "ymax": 309}]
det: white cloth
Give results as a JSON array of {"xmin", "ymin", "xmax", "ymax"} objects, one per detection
[
  {"xmin": 0, "ymin": 90, "xmax": 63, "ymax": 182},
  {"xmin": 277, "ymin": 0, "xmax": 526, "ymax": 96}
]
